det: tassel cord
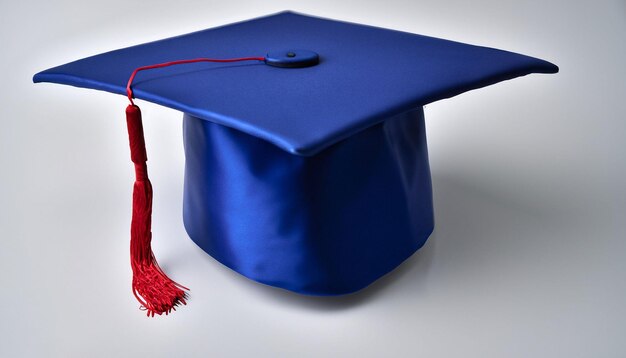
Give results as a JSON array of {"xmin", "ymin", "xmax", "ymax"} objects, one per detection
[{"xmin": 125, "ymin": 55, "xmax": 263, "ymax": 316}]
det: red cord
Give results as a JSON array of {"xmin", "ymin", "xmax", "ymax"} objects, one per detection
[
  {"xmin": 126, "ymin": 56, "xmax": 266, "ymax": 105},
  {"xmin": 124, "ymin": 55, "xmax": 263, "ymax": 316}
]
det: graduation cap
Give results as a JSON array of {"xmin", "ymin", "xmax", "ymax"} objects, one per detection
[{"xmin": 33, "ymin": 11, "xmax": 558, "ymax": 316}]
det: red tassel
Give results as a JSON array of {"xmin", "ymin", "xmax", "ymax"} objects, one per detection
[
  {"xmin": 123, "ymin": 57, "xmax": 263, "ymax": 316},
  {"xmin": 126, "ymin": 104, "xmax": 188, "ymax": 317}
]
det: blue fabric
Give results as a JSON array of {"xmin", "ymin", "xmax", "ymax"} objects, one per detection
[
  {"xmin": 183, "ymin": 108, "xmax": 433, "ymax": 294},
  {"xmin": 33, "ymin": 11, "xmax": 558, "ymax": 155},
  {"xmin": 33, "ymin": 12, "xmax": 558, "ymax": 295}
]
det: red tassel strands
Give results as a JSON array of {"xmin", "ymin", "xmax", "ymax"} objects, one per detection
[
  {"xmin": 126, "ymin": 105, "xmax": 188, "ymax": 316},
  {"xmin": 125, "ymin": 56, "xmax": 265, "ymax": 316}
]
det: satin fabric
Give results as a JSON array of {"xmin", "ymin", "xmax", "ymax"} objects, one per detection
[
  {"xmin": 182, "ymin": 108, "xmax": 433, "ymax": 295},
  {"xmin": 33, "ymin": 11, "xmax": 558, "ymax": 156}
]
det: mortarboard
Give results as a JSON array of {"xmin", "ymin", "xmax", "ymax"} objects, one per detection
[{"xmin": 33, "ymin": 11, "xmax": 558, "ymax": 316}]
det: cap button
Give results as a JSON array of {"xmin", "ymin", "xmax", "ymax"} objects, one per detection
[{"xmin": 265, "ymin": 50, "xmax": 319, "ymax": 68}]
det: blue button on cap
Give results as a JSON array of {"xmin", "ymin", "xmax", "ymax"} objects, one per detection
[{"xmin": 265, "ymin": 50, "xmax": 319, "ymax": 68}]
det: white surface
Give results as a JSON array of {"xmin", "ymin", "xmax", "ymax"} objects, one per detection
[{"xmin": 1, "ymin": 0, "xmax": 625, "ymax": 357}]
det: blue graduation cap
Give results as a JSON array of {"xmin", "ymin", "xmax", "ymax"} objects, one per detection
[{"xmin": 33, "ymin": 11, "xmax": 558, "ymax": 316}]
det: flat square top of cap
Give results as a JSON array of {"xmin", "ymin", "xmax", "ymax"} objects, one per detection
[{"xmin": 34, "ymin": 11, "xmax": 557, "ymax": 155}]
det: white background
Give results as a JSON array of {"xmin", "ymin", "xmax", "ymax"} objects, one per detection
[{"xmin": 1, "ymin": 0, "xmax": 625, "ymax": 357}]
